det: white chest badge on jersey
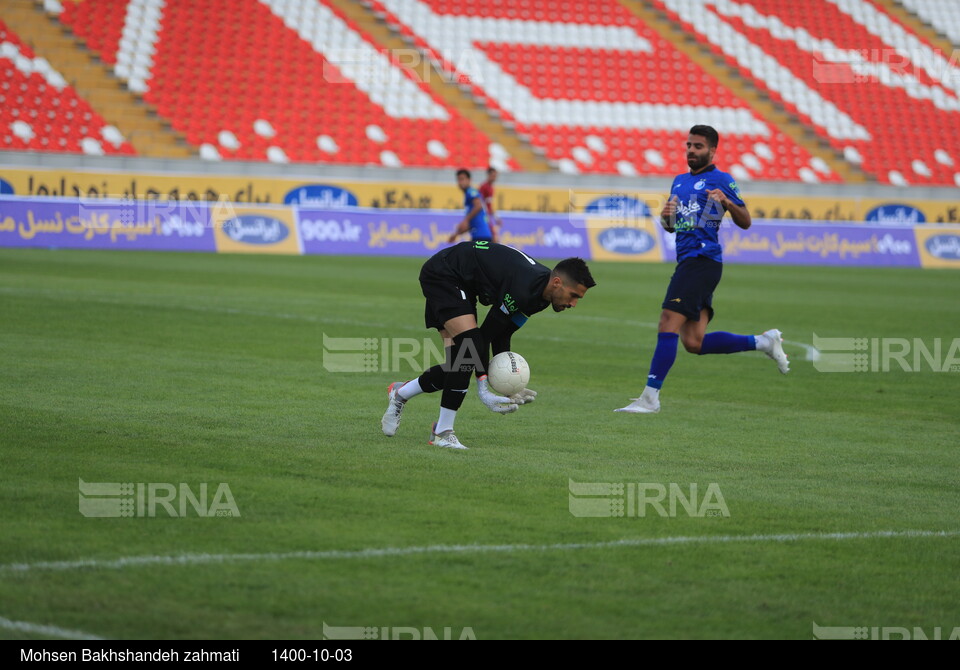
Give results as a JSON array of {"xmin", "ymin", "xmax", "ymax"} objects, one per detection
[{"xmin": 677, "ymin": 199, "xmax": 702, "ymax": 217}]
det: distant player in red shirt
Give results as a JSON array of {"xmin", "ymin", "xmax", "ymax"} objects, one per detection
[{"xmin": 478, "ymin": 167, "xmax": 502, "ymax": 244}]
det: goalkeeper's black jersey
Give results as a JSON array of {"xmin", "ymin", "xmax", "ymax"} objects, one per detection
[{"xmin": 424, "ymin": 241, "xmax": 551, "ymax": 322}]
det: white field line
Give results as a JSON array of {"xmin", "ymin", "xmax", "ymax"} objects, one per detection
[
  {"xmin": 0, "ymin": 616, "xmax": 103, "ymax": 640},
  {"xmin": 2, "ymin": 530, "xmax": 956, "ymax": 574}
]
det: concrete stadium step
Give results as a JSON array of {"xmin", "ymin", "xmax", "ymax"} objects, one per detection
[{"xmin": 884, "ymin": 0, "xmax": 958, "ymax": 52}]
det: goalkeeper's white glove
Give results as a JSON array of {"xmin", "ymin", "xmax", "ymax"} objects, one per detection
[
  {"xmin": 477, "ymin": 376, "xmax": 518, "ymax": 414},
  {"xmin": 509, "ymin": 388, "xmax": 537, "ymax": 405}
]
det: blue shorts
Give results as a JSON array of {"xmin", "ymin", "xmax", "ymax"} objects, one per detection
[{"xmin": 662, "ymin": 256, "xmax": 723, "ymax": 322}]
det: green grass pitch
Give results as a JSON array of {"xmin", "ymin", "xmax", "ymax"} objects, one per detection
[{"xmin": 1, "ymin": 248, "xmax": 958, "ymax": 640}]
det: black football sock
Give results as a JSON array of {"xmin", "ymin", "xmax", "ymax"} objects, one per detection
[
  {"xmin": 416, "ymin": 345, "xmax": 452, "ymax": 393},
  {"xmin": 440, "ymin": 329, "xmax": 485, "ymax": 413}
]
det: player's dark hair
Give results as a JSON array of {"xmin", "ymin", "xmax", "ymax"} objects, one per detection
[
  {"xmin": 486, "ymin": 166, "xmax": 497, "ymax": 174},
  {"xmin": 553, "ymin": 257, "xmax": 596, "ymax": 289},
  {"xmin": 689, "ymin": 125, "xmax": 719, "ymax": 148},
  {"xmin": 456, "ymin": 168, "xmax": 471, "ymax": 179}
]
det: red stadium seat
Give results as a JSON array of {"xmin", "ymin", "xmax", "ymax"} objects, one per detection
[
  {"xmin": 366, "ymin": 0, "xmax": 838, "ymax": 181},
  {"xmin": 652, "ymin": 0, "xmax": 960, "ymax": 185},
  {"xmin": 0, "ymin": 19, "xmax": 135, "ymax": 158},
  {"xmin": 43, "ymin": 0, "xmax": 511, "ymax": 169},
  {"xmin": 11, "ymin": 0, "xmax": 954, "ymax": 183}
]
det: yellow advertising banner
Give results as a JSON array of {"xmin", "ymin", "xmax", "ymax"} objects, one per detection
[
  {"xmin": 914, "ymin": 226, "xmax": 960, "ymax": 269},
  {"xmin": 585, "ymin": 218, "xmax": 663, "ymax": 262},
  {"xmin": 2, "ymin": 166, "xmax": 959, "ymax": 223},
  {"xmin": 211, "ymin": 206, "xmax": 301, "ymax": 255}
]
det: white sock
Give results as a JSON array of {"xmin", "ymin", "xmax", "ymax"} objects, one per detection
[
  {"xmin": 754, "ymin": 333, "xmax": 771, "ymax": 352},
  {"xmin": 435, "ymin": 408, "xmax": 457, "ymax": 434},
  {"xmin": 641, "ymin": 386, "xmax": 660, "ymax": 402},
  {"xmin": 398, "ymin": 378, "xmax": 423, "ymax": 400}
]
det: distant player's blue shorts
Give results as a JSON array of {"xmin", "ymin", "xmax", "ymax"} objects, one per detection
[{"xmin": 662, "ymin": 255, "xmax": 723, "ymax": 322}]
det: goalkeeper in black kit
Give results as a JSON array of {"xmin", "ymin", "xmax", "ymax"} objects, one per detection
[{"xmin": 381, "ymin": 241, "xmax": 596, "ymax": 450}]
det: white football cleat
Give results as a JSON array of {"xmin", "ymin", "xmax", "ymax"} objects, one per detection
[
  {"xmin": 428, "ymin": 423, "xmax": 468, "ymax": 450},
  {"xmin": 614, "ymin": 395, "xmax": 661, "ymax": 414},
  {"xmin": 381, "ymin": 381, "xmax": 407, "ymax": 436},
  {"xmin": 760, "ymin": 329, "xmax": 790, "ymax": 374}
]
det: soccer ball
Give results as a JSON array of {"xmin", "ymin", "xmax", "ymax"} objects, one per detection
[{"xmin": 487, "ymin": 352, "xmax": 530, "ymax": 396}]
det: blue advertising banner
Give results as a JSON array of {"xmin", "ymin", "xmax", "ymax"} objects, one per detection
[
  {"xmin": 0, "ymin": 196, "xmax": 215, "ymax": 252},
  {"xmin": 296, "ymin": 208, "xmax": 590, "ymax": 259},
  {"xmin": 3, "ymin": 196, "xmax": 956, "ymax": 268},
  {"xmin": 657, "ymin": 220, "xmax": 921, "ymax": 267}
]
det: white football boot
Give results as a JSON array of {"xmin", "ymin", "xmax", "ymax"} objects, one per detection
[
  {"xmin": 614, "ymin": 390, "xmax": 661, "ymax": 414},
  {"xmin": 428, "ymin": 423, "xmax": 468, "ymax": 450},
  {"xmin": 381, "ymin": 381, "xmax": 408, "ymax": 436},
  {"xmin": 758, "ymin": 329, "xmax": 790, "ymax": 374}
]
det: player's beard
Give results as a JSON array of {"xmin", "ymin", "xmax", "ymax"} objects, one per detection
[{"xmin": 687, "ymin": 153, "xmax": 708, "ymax": 170}]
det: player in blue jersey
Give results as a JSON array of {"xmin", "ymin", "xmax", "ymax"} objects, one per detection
[
  {"xmin": 448, "ymin": 168, "xmax": 495, "ymax": 243},
  {"xmin": 616, "ymin": 125, "xmax": 789, "ymax": 414}
]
